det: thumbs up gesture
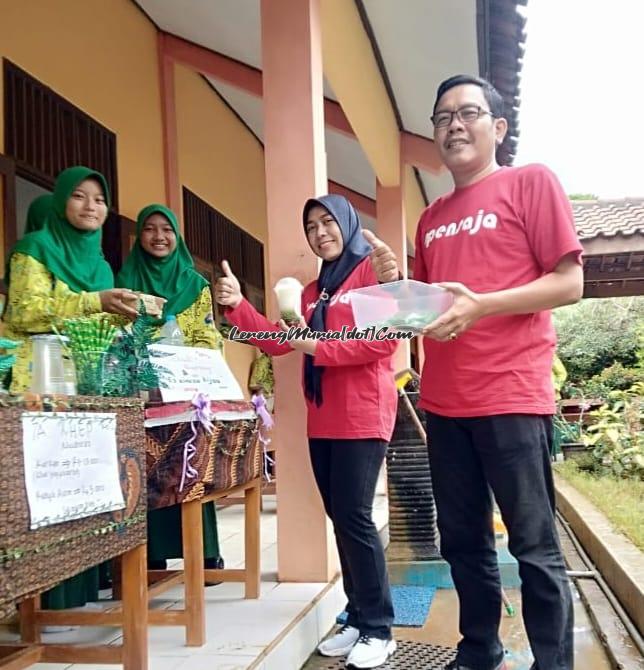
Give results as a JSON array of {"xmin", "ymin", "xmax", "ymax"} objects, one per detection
[
  {"xmin": 214, "ymin": 260, "xmax": 243, "ymax": 308},
  {"xmin": 363, "ymin": 230, "xmax": 400, "ymax": 283}
]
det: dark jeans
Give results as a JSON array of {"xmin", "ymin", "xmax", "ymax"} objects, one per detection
[
  {"xmin": 426, "ymin": 413, "xmax": 573, "ymax": 670},
  {"xmin": 309, "ymin": 438, "xmax": 394, "ymax": 639}
]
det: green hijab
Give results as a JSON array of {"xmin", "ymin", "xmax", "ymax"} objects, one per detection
[
  {"xmin": 7, "ymin": 166, "xmax": 114, "ymax": 292},
  {"xmin": 116, "ymin": 204, "xmax": 207, "ymax": 317},
  {"xmin": 25, "ymin": 194, "xmax": 54, "ymax": 234}
]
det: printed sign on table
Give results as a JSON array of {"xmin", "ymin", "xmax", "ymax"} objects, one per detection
[
  {"xmin": 147, "ymin": 344, "xmax": 244, "ymax": 403},
  {"xmin": 21, "ymin": 412, "xmax": 125, "ymax": 529}
]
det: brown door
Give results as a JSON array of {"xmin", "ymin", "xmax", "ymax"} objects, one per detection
[
  {"xmin": 0, "ymin": 154, "xmax": 17, "ymax": 269},
  {"xmin": 4, "ymin": 60, "xmax": 120, "ymax": 273},
  {"xmin": 102, "ymin": 213, "xmax": 136, "ymax": 275}
]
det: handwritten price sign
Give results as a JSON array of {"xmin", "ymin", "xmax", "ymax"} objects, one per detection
[{"xmin": 21, "ymin": 412, "xmax": 125, "ymax": 529}]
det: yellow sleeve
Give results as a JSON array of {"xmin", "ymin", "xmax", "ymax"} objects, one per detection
[
  {"xmin": 552, "ymin": 354, "xmax": 567, "ymax": 396},
  {"xmin": 4, "ymin": 253, "xmax": 103, "ymax": 333},
  {"xmin": 177, "ymin": 287, "xmax": 223, "ymax": 351}
]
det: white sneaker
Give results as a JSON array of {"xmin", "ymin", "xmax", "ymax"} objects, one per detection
[
  {"xmin": 317, "ymin": 624, "xmax": 360, "ymax": 657},
  {"xmin": 346, "ymin": 635, "xmax": 397, "ymax": 668}
]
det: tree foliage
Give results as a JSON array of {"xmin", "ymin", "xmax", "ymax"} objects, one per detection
[
  {"xmin": 568, "ymin": 193, "xmax": 598, "ymax": 200},
  {"xmin": 554, "ymin": 297, "xmax": 644, "ymax": 387}
]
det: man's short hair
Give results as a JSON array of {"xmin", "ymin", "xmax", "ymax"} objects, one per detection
[{"xmin": 433, "ymin": 74, "xmax": 504, "ymax": 118}]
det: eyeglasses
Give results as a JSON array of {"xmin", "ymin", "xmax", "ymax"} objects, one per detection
[{"xmin": 430, "ymin": 105, "xmax": 494, "ymax": 129}]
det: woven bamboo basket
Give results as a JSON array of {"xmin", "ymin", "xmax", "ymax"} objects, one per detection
[{"xmin": 0, "ymin": 394, "xmax": 147, "ymax": 619}]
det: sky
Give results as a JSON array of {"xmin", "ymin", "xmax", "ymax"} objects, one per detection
[{"xmin": 514, "ymin": 1, "xmax": 643, "ymax": 198}]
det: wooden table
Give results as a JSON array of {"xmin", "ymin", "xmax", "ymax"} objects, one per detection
[
  {"xmin": 143, "ymin": 477, "xmax": 261, "ymax": 646},
  {"xmin": 1, "ymin": 543, "xmax": 147, "ymax": 670},
  {"xmin": 139, "ymin": 404, "xmax": 263, "ymax": 645},
  {"xmin": 8, "ymin": 478, "xmax": 261, "ymax": 666},
  {"xmin": 0, "ymin": 395, "xmax": 149, "ymax": 669},
  {"xmin": 110, "ymin": 477, "xmax": 262, "ymax": 648}
]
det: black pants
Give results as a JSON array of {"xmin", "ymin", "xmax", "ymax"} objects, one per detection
[
  {"xmin": 426, "ymin": 413, "xmax": 573, "ymax": 670},
  {"xmin": 309, "ymin": 438, "xmax": 394, "ymax": 639}
]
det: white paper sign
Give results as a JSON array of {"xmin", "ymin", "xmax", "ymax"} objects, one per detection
[
  {"xmin": 21, "ymin": 412, "xmax": 125, "ymax": 529},
  {"xmin": 148, "ymin": 344, "xmax": 244, "ymax": 403}
]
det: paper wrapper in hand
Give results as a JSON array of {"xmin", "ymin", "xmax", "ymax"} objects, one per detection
[{"xmin": 136, "ymin": 293, "xmax": 166, "ymax": 317}]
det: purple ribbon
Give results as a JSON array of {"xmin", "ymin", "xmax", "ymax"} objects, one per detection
[
  {"xmin": 252, "ymin": 393, "xmax": 274, "ymax": 430},
  {"xmin": 252, "ymin": 393, "xmax": 275, "ymax": 482},
  {"xmin": 179, "ymin": 393, "xmax": 214, "ymax": 493}
]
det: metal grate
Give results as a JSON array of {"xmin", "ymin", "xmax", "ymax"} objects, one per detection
[{"xmin": 303, "ymin": 640, "xmax": 456, "ymax": 669}]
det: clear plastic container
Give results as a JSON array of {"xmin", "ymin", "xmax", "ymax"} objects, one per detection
[
  {"xmin": 158, "ymin": 315, "xmax": 185, "ymax": 346},
  {"xmin": 31, "ymin": 334, "xmax": 75, "ymax": 395},
  {"xmin": 349, "ymin": 280, "xmax": 454, "ymax": 334}
]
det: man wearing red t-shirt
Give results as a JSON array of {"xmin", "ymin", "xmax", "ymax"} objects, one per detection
[{"xmin": 365, "ymin": 75, "xmax": 583, "ymax": 670}]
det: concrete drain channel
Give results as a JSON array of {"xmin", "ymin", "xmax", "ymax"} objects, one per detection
[{"xmin": 304, "ymin": 640, "xmax": 456, "ymax": 669}]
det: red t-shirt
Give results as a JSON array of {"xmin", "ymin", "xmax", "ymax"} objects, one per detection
[
  {"xmin": 226, "ymin": 258, "xmax": 398, "ymax": 440},
  {"xmin": 413, "ymin": 164, "xmax": 583, "ymax": 417}
]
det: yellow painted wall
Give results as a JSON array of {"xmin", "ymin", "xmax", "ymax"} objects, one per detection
[
  {"xmin": 0, "ymin": 5, "xmax": 268, "ymax": 391},
  {"xmin": 223, "ymin": 340, "xmax": 256, "ymax": 400},
  {"xmin": 0, "ymin": 0, "xmax": 165, "ymax": 229},
  {"xmin": 174, "ymin": 65, "xmax": 267, "ymax": 244},
  {"xmin": 322, "ymin": 0, "xmax": 400, "ymax": 186},
  {"xmin": 174, "ymin": 65, "xmax": 269, "ymax": 391}
]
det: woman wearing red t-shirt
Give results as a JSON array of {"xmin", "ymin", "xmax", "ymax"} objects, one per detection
[{"xmin": 215, "ymin": 195, "xmax": 397, "ymax": 669}]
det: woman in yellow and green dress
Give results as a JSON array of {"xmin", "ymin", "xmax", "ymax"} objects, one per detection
[
  {"xmin": 4, "ymin": 167, "xmax": 138, "ymax": 392},
  {"xmin": 116, "ymin": 204, "xmax": 224, "ymax": 578},
  {"xmin": 3, "ymin": 166, "xmax": 138, "ymax": 611}
]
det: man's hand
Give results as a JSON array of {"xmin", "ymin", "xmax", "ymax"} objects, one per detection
[
  {"xmin": 362, "ymin": 230, "xmax": 399, "ymax": 283},
  {"xmin": 422, "ymin": 282, "xmax": 486, "ymax": 342},
  {"xmin": 214, "ymin": 260, "xmax": 243, "ymax": 308}
]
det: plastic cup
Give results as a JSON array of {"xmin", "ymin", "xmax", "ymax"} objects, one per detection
[
  {"xmin": 31, "ymin": 335, "xmax": 71, "ymax": 395},
  {"xmin": 274, "ymin": 277, "xmax": 304, "ymax": 325}
]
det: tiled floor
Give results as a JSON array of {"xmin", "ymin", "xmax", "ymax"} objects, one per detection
[
  {"xmin": 1, "ymin": 481, "xmax": 616, "ymax": 670},
  {"xmin": 1, "ymin": 491, "xmax": 390, "ymax": 670},
  {"xmin": 303, "ymin": 532, "xmax": 613, "ymax": 670}
]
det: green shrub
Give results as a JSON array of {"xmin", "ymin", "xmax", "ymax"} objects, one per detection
[
  {"xmin": 554, "ymin": 297, "xmax": 644, "ymax": 386},
  {"xmin": 583, "ymin": 382, "xmax": 644, "ymax": 480},
  {"xmin": 579, "ymin": 362, "xmax": 644, "ymax": 401}
]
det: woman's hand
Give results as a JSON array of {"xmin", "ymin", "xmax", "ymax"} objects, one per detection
[
  {"xmin": 362, "ymin": 230, "xmax": 400, "ymax": 283},
  {"xmin": 99, "ymin": 288, "xmax": 139, "ymax": 319},
  {"xmin": 422, "ymin": 282, "xmax": 486, "ymax": 342},
  {"xmin": 214, "ymin": 260, "xmax": 243, "ymax": 308},
  {"xmin": 279, "ymin": 316, "xmax": 317, "ymax": 355}
]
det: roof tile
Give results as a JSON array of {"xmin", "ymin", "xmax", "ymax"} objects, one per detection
[{"xmin": 572, "ymin": 199, "xmax": 644, "ymax": 240}]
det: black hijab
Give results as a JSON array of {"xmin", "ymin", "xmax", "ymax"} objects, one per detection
[{"xmin": 302, "ymin": 194, "xmax": 372, "ymax": 406}]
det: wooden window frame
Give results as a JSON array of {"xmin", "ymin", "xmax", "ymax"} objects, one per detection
[
  {"xmin": 0, "ymin": 153, "xmax": 17, "ymax": 262},
  {"xmin": 183, "ymin": 187, "xmax": 266, "ymax": 315},
  {"xmin": 4, "ymin": 59, "xmax": 119, "ymax": 206},
  {"xmin": 2, "ymin": 59, "xmax": 121, "ymax": 272}
]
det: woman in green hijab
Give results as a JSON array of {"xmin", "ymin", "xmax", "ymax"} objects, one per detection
[
  {"xmin": 4, "ymin": 166, "xmax": 138, "ymax": 393},
  {"xmin": 117, "ymin": 204, "xmax": 224, "ymax": 579},
  {"xmin": 0, "ymin": 194, "xmax": 52, "ymax": 318},
  {"xmin": 3, "ymin": 166, "xmax": 138, "ymax": 618}
]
